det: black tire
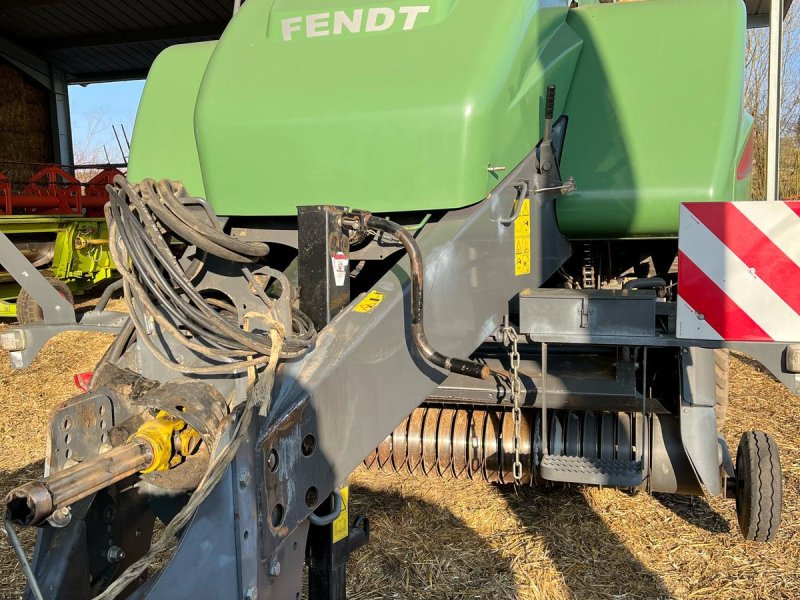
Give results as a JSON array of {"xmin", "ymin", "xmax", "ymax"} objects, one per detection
[
  {"xmin": 16, "ymin": 277, "xmax": 74, "ymax": 325},
  {"xmin": 735, "ymin": 431, "xmax": 782, "ymax": 542},
  {"xmin": 715, "ymin": 348, "xmax": 730, "ymax": 431}
]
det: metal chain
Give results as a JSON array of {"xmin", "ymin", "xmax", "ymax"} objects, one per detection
[{"xmin": 503, "ymin": 324, "xmax": 524, "ymax": 482}]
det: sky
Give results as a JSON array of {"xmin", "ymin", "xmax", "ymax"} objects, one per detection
[{"xmin": 69, "ymin": 79, "xmax": 145, "ymax": 165}]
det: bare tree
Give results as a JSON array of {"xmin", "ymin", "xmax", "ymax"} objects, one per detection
[{"xmin": 744, "ymin": 4, "xmax": 800, "ymax": 198}]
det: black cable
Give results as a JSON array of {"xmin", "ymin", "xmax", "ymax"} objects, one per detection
[{"xmin": 105, "ymin": 177, "xmax": 316, "ymax": 373}]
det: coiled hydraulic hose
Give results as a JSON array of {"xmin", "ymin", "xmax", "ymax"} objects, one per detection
[
  {"xmin": 344, "ymin": 213, "xmax": 489, "ymax": 380},
  {"xmin": 105, "ymin": 177, "xmax": 316, "ymax": 374}
]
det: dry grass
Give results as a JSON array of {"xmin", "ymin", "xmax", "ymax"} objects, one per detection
[{"xmin": 0, "ymin": 308, "xmax": 797, "ymax": 598}]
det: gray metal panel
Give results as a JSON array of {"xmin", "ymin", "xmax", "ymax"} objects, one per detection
[
  {"xmin": 679, "ymin": 347, "xmax": 723, "ymax": 496},
  {"xmin": 519, "ymin": 288, "xmax": 656, "ymax": 338},
  {"xmin": 258, "ymin": 147, "xmax": 571, "ymax": 557}
]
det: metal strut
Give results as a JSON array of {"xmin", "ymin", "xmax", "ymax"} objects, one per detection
[{"xmin": 341, "ymin": 212, "xmax": 490, "ymax": 380}]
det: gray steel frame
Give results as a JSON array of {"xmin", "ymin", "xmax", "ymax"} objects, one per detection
[
  {"xmin": 10, "ymin": 148, "xmax": 799, "ymax": 599},
  {"xmin": 0, "ymin": 229, "xmax": 125, "ymax": 368},
  {"xmin": 26, "ymin": 145, "xmax": 568, "ymax": 600}
]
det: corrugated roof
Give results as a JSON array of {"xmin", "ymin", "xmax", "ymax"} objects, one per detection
[
  {"xmin": 0, "ymin": 0, "xmax": 791, "ymax": 83},
  {"xmin": 0, "ymin": 0, "xmax": 233, "ymax": 83}
]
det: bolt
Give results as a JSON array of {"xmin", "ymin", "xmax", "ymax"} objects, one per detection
[
  {"xmin": 267, "ymin": 449, "xmax": 278, "ymax": 472},
  {"xmin": 239, "ymin": 469, "xmax": 251, "ymax": 488},
  {"xmin": 49, "ymin": 506, "xmax": 72, "ymax": 528},
  {"xmin": 268, "ymin": 560, "xmax": 281, "ymax": 578},
  {"xmin": 245, "ymin": 586, "xmax": 258, "ymax": 600},
  {"xmin": 107, "ymin": 545, "xmax": 126, "ymax": 563},
  {"xmin": 103, "ymin": 505, "xmax": 116, "ymax": 523}
]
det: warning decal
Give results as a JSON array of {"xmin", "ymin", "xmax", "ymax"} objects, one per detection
[
  {"xmin": 514, "ymin": 198, "xmax": 531, "ymax": 276},
  {"xmin": 353, "ymin": 290, "xmax": 384, "ymax": 313},
  {"xmin": 332, "ymin": 486, "xmax": 349, "ymax": 543},
  {"xmin": 331, "ymin": 252, "xmax": 348, "ymax": 287}
]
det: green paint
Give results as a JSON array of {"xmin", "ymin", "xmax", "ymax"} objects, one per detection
[
  {"xmin": 556, "ymin": 0, "xmax": 749, "ymax": 238},
  {"xmin": 129, "ymin": 0, "xmax": 750, "ymax": 238},
  {"xmin": 132, "ymin": 0, "xmax": 580, "ymax": 214},
  {"xmin": 128, "ymin": 42, "xmax": 216, "ymax": 196}
]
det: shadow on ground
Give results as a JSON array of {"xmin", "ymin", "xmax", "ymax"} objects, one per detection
[
  {"xmin": 500, "ymin": 485, "xmax": 674, "ymax": 599},
  {"xmin": 652, "ymin": 493, "xmax": 731, "ymax": 534},
  {"xmin": 347, "ymin": 482, "xmax": 519, "ymax": 599}
]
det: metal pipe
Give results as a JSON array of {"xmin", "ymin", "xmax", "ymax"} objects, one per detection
[
  {"xmin": 5, "ymin": 441, "xmax": 153, "ymax": 527},
  {"xmin": 362, "ymin": 215, "xmax": 490, "ymax": 380},
  {"xmin": 766, "ymin": 0, "xmax": 784, "ymax": 201},
  {"xmin": 4, "ymin": 517, "xmax": 44, "ymax": 600}
]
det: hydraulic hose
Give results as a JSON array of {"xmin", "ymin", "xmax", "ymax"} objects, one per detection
[{"xmin": 360, "ymin": 215, "xmax": 489, "ymax": 380}]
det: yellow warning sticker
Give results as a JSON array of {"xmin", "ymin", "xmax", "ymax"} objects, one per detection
[
  {"xmin": 514, "ymin": 198, "xmax": 531, "ymax": 276},
  {"xmin": 332, "ymin": 486, "xmax": 349, "ymax": 543},
  {"xmin": 353, "ymin": 290, "xmax": 384, "ymax": 313}
]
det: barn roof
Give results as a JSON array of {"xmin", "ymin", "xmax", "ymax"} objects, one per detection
[{"xmin": 0, "ymin": 0, "xmax": 791, "ymax": 84}]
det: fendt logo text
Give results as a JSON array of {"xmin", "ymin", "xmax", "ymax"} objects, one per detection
[{"xmin": 281, "ymin": 6, "xmax": 431, "ymax": 41}]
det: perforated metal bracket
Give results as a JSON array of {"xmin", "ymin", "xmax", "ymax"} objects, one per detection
[{"xmin": 47, "ymin": 392, "xmax": 114, "ymax": 473}]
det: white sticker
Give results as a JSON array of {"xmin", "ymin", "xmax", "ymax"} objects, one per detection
[{"xmin": 331, "ymin": 252, "xmax": 348, "ymax": 287}]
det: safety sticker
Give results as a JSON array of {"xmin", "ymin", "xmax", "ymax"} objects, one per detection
[
  {"xmin": 514, "ymin": 198, "xmax": 531, "ymax": 276},
  {"xmin": 353, "ymin": 290, "xmax": 384, "ymax": 313},
  {"xmin": 332, "ymin": 486, "xmax": 349, "ymax": 543},
  {"xmin": 331, "ymin": 252, "xmax": 348, "ymax": 287}
]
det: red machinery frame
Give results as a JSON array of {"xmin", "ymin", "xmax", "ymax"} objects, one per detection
[{"xmin": 0, "ymin": 166, "xmax": 123, "ymax": 217}]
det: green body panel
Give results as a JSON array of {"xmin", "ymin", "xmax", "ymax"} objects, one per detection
[
  {"xmin": 133, "ymin": 0, "xmax": 581, "ymax": 214},
  {"xmin": 0, "ymin": 217, "xmax": 114, "ymax": 317},
  {"xmin": 128, "ymin": 42, "xmax": 216, "ymax": 197},
  {"xmin": 556, "ymin": 0, "xmax": 749, "ymax": 238},
  {"xmin": 129, "ymin": 0, "xmax": 751, "ymax": 238}
]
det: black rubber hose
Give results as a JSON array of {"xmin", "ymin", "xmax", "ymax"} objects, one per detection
[
  {"xmin": 94, "ymin": 279, "xmax": 123, "ymax": 313},
  {"xmin": 622, "ymin": 277, "xmax": 667, "ymax": 291},
  {"xmin": 365, "ymin": 216, "xmax": 489, "ymax": 380}
]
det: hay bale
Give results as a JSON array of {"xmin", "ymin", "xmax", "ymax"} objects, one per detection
[{"xmin": 0, "ymin": 57, "xmax": 54, "ymax": 186}]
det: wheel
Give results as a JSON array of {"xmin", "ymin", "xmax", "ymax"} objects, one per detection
[
  {"xmin": 16, "ymin": 277, "xmax": 74, "ymax": 325},
  {"xmin": 734, "ymin": 431, "xmax": 782, "ymax": 542},
  {"xmin": 714, "ymin": 348, "xmax": 730, "ymax": 431}
]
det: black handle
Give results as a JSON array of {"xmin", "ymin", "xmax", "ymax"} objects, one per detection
[{"xmin": 544, "ymin": 84, "xmax": 556, "ymax": 120}]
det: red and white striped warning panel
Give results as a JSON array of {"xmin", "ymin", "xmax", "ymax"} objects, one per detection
[{"xmin": 677, "ymin": 201, "xmax": 800, "ymax": 342}]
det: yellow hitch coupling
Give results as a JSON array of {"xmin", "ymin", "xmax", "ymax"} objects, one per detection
[{"xmin": 131, "ymin": 411, "xmax": 200, "ymax": 473}]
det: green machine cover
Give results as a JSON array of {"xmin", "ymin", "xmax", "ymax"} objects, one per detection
[{"xmin": 129, "ymin": 0, "xmax": 752, "ymax": 238}]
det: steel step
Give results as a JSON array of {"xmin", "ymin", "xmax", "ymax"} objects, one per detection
[{"xmin": 539, "ymin": 454, "xmax": 644, "ymax": 487}]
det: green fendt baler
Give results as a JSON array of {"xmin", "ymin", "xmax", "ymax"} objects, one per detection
[{"xmin": 5, "ymin": 2, "xmax": 795, "ymax": 600}]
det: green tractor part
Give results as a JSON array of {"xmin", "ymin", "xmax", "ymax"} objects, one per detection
[
  {"xmin": 0, "ymin": 216, "xmax": 114, "ymax": 321},
  {"xmin": 130, "ymin": 0, "xmax": 751, "ymax": 238},
  {"xmin": 1, "ymin": 1, "xmax": 795, "ymax": 600}
]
